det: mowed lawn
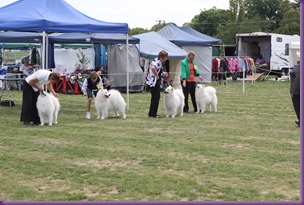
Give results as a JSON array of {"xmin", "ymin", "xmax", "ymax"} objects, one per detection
[{"xmin": 0, "ymin": 80, "xmax": 300, "ymax": 201}]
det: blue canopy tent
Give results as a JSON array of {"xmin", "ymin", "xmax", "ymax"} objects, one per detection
[
  {"xmin": 0, "ymin": 0, "xmax": 128, "ymax": 33},
  {"xmin": 179, "ymin": 26, "xmax": 222, "ymax": 45},
  {"xmin": 157, "ymin": 23, "xmax": 215, "ymax": 83},
  {"xmin": 0, "ymin": 0, "xmax": 128, "ymax": 68},
  {"xmin": 0, "ymin": 0, "xmax": 133, "ymax": 105}
]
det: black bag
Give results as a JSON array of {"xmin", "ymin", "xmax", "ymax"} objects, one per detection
[{"xmin": 1, "ymin": 100, "xmax": 15, "ymax": 107}]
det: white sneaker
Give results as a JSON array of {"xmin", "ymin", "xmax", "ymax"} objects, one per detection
[{"xmin": 86, "ymin": 113, "xmax": 91, "ymax": 119}]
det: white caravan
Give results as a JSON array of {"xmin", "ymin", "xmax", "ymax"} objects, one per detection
[{"xmin": 236, "ymin": 32, "xmax": 300, "ymax": 75}]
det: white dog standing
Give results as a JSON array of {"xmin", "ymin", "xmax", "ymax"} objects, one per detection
[
  {"xmin": 95, "ymin": 89, "xmax": 126, "ymax": 120},
  {"xmin": 36, "ymin": 92, "xmax": 60, "ymax": 126},
  {"xmin": 195, "ymin": 84, "xmax": 217, "ymax": 113},
  {"xmin": 164, "ymin": 85, "xmax": 185, "ymax": 118}
]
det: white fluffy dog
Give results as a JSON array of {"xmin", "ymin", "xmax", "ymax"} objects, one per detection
[
  {"xmin": 195, "ymin": 84, "xmax": 217, "ymax": 113},
  {"xmin": 36, "ymin": 92, "xmax": 60, "ymax": 126},
  {"xmin": 164, "ymin": 85, "xmax": 185, "ymax": 118},
  {"xmin": 95, "ymin": 89, "xmax": 126, "ymax": 120}
]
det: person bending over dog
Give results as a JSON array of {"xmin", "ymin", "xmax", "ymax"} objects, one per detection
[
  {"xmin": 20, "ymin": 69, "xmax": 60, "ymax": 126},
  {"xmin": 81, "ymin": 71, "xmax": 103, "ymax": 119}
]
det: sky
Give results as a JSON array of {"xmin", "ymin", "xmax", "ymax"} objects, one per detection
[{"xmin": 0, "ymin": 0, "xmax": 230, "ymax": 29}]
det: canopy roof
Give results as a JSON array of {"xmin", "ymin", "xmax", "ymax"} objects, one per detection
[
  {"xmin": 49, "ymin": 33, "xmax": 139, "ymax": 44},
  {"xmin": 133, "ymin": 31, "xmax": 187, "ymax": 59},
  {"xmin": 179, "ymin": 26, "xmax": 222, "ymax": 45},
  {"xmin": 157, "ymin": 23, "xmax": 212, "ymax": 46},
  {"xmin": 0, "ymin": 31, "xmax": 42, "ymax": 43},
  {"xmin": 0, "ymin": 0, "xmax": 128, "ymax": 33}
]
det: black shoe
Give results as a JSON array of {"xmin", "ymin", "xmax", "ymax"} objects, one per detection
[
  {"xmin": 295, "ymin": 121, "xmax": 300, "ymax": 127},
  {"xmin": 23, "ymin": 122, "xmax": 32, "ymax": 126},
  {"xmin": 148, "ymin": 114, "xmax": 160, "ymax": 118}
]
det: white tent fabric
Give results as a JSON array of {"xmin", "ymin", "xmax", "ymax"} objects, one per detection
[
  {"xmin": 52, "ymin": 48, "xmax": 95, "ymax": 74},
  {"xmin": 107, "ymin": 44, "xmax": 144, "ymax": 92}
]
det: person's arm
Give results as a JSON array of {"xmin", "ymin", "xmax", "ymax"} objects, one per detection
[
  {"xmin": 47, "ymin": 82, "xmax": 58, "ymax": 97},
  {"xmin": 81, "ymin": 78, "xmax": 88, "ymax": 96},
  {"xmin": 193, "ymin": 61, "xmax": 203, "ymax": 81},
  {"xmin": 28, "ymin": 77, "xmax": 43, "ymax": 92},
  {"xmin": 151, "ymin": 66, "xmax": 159, "ymax": 80}
]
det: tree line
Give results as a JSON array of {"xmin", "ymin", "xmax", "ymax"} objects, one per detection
[{"xmin": 129, "ymin": 0, "xmax": 300, "ymax": 44}]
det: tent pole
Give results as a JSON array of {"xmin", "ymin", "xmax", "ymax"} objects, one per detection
[
  {"xmin": 42, "ymin": 32, "xmax": 46, "ymax": 69},
  {"xmin": 126, "ymin": 34, "xmax": 129, "ymax": 110},
  {"xmin": 46, "ymin": 33, "xmax": 49, "ymax": 70}
]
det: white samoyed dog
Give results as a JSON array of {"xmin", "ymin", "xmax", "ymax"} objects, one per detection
[
  {"xmin": 95, "ymin": 89, "xmax": 127, "ymax": 120},
  {"xmin": 36, "ymin": 92, "xmax": 60, "ymax": 126},
  {"xmin": 164, "ymin": 85, "xmax": 185, "ymax": 118},
  {"xmin": 195, "ymin": 84, "xmax": 217, "ymax": 113}
]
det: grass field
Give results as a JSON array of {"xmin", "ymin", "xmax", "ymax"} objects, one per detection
[{"xmin": 0, "ymin": 80, "xmax": 301, "ymax": 201}]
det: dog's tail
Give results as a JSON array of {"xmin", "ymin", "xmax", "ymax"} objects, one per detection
[{"xmin": 205, "ymin": 86, "xmax": 216, "ymax": 95}]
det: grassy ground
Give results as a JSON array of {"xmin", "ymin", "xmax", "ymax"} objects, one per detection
[{"xmin": 0, "ymin": 80, "xmax": 300, "ymax": 201}]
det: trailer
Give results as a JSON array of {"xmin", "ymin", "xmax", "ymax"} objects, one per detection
[{"xmin": 236, "ymin": 32, "xmax": 300, "ymax": 76}]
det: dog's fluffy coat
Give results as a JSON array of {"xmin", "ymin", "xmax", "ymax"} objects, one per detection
[
  {"xmin": 195, "ymin": 84, "xmax": 217, "ymax": 113},
  {"xmin": 164, "ymin": 85, "xmax": 185, "ymax": 118},
  {"xmin": 36, "ymin": 92, "xmax": 60, "ymax": 126},
  {"xmin": 95, "ymin": 89, "xmax": 126, "ymax": 120}
]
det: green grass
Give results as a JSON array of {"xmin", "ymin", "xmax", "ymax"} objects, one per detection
[{"xmin": 0, "ymin": 80, "xmax": 300, "ymax": 201}]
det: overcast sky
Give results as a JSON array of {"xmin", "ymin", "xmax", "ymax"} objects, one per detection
[{"xmin": 0, "ymin": 0, "xmax": 230, "ymax": 29}]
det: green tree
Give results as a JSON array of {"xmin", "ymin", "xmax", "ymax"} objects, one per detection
[
  {"xmin": 189, "ymin": 7, "xmax": 229, "ymax": 37},
  {"xmin": 129, "ymin": 27, "xmax": 149, "ymax": 35},
  {"xmin": 275, "ymin": 9, "xmax": 300, "ymax": 35},
  {"xmin": 150, "ymin": 20, "xmax": 167, "ymax": 32},
  {"xmin": 229, "ymin": 0, "xmax": 245, "ymax": 22},
  {"xmin": 244, "ymin": 0, "xmax": 281, "ymax": 20}
]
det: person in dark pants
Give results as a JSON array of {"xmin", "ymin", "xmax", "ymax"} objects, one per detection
[
  {"xmin": 20, "ymin": 70, "xmax": 60, "ymax": 126},
  {"xmin": 290, "ymin": 62, "xmax": 300, "ymax": 127},
  {"xmin": 180, "ymin": 51, "xmax": 203, "ymax": 113},
  {"xmin": 146, "ymin": 50, "xmax": 168, "ymax": 118}
]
